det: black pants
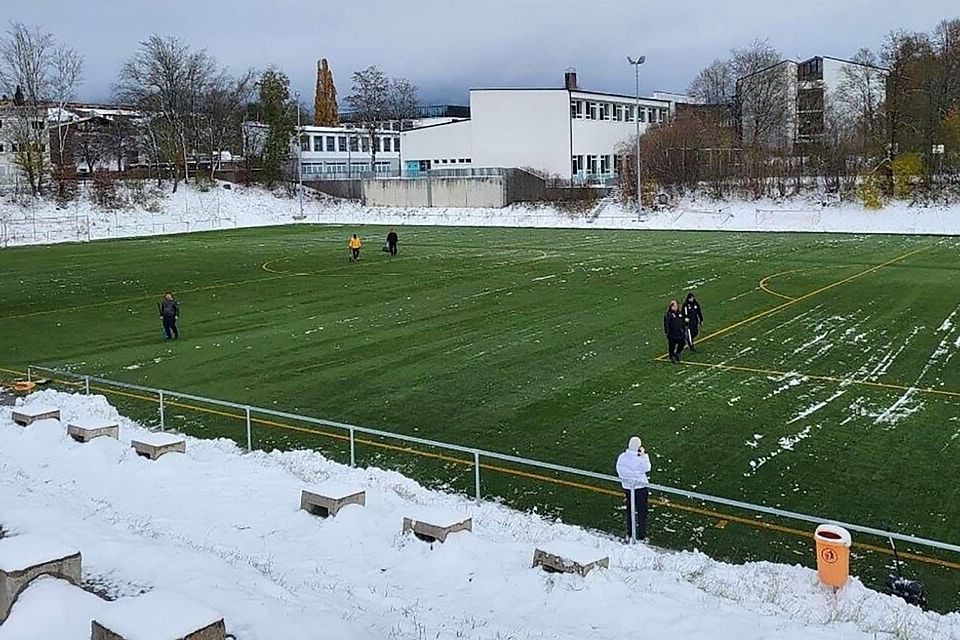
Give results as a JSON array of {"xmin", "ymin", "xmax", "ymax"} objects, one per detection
[
  {"xmin": 351, "ymin": 248, "xmax": 360, "ymax": 260},
  {"xmin": 162, "ymin": 316, "xmax": 178, "ymax": 340},
  {"xmin": 687, "ymin": 324, "xmax": 699, "ymax": 348},
  {"xmin": 623, "ymin": 487, "xmax": 649, "ymax": 540},
  {"xmin": 668, "ymin": 337, "xmax": 685, "ymax": 361},
  {"xmin": 388, "ymin": 242, "xmax": 398, "ymax": 256}
]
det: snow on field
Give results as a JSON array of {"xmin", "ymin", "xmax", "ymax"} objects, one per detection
[
  {"xmin": 3, "ymin": 391, "xmax": 960, "ymax": 639},
  {"xmin": 3, "ymin": 183, "xmax": 960, "ymax": 248}
]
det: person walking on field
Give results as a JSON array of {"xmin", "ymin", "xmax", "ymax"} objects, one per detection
[
  {"xmin": 348, "ymin": 234, "xmax": 362, "ymax": 261},
  {"xmin": 682, "ymin": 292, "xmax": 704, "ymax": 351},
  {"xmin": 158, "ymin": 292, "xmax": 179, "ymax": 340},
  {"xmin": 616, "ymin": 436, "xmax": 652, "ymax": 542},
  {"xmin": 386, "ymin": 229, "xmax": 399, "ymax": 256},
  {"xmin": 663, "ymin": 299, "xmax": 686, "ymax": 363}
]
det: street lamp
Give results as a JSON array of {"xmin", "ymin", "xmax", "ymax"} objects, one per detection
[
  {"xmin": 627, "ymin": 56, "xmax": 646, "ymax": 219},
  {"xmin": 294, "ymin": 91, "xmax": 305, "ymax": 220}
]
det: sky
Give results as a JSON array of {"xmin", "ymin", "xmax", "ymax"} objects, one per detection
[{"xmin": 4, "ymin": 0, "xmax": 957, "ymax": 106}]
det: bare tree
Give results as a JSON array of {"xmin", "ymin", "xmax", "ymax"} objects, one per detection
[
  {"xmin": 732, "ymin": 39, "xmax": 791, "ymax": 149},
  {"xmin": 388, "ymin": 77, "xmax": 420, "ymax": 128},
  {"xmin": 346, "ymin": 66, "xmax": 390, "ymax": 173},
  {"xmin": 0, "ymin": 23, "xmax": 83, "ymax": 197},
  {"xmin": 49, "ymin": 44, "xmax": 84, "ymax": 198},
  {"xmin": 834, "ymin": 48, "xmax": 887, "ymax": 154},
  {"xmin": 198, "ymin": 67, "xmax": 256, "ymax": 179},
  {"xmin": 689, "ymin": 59, "xmax": 735, "ymax": 105}
]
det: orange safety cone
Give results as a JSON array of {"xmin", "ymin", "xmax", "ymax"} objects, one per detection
[{"xmin": 814, "ymin": 524, "xmax": 852, "ymax": 589}]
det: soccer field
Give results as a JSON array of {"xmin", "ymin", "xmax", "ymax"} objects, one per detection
[{"xmin": 2, "ymin": 225, "xmax": 959, "ymax": 600}]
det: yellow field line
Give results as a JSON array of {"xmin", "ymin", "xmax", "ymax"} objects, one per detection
[
  {"xmin": 4, "ymin": 365, "xmax": 959, "ymax": 572},
  {"xmin": 677, "ymin": 359, "xmax": 960, "ymax": 400},
  {"xmin": 757, "ymin": 269, "xmax": 802, "ymax": 301},
  {"xmin": 700, "ymin": 245, "xmax": 928, "ymax": 347}
]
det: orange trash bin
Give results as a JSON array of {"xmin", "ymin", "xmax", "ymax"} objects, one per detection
[{"xmin": 814, "ymin": 524, "xmax": 852, "ymax": 588}]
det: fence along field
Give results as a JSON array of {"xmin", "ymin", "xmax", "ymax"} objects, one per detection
[{"xmin": 1, "ymin": 225, "xmax": 959, "ymax": 607}]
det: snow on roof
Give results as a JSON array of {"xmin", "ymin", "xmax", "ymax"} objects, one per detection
[
  {"xmin": 303, "ymin": 481, "xmax": 365, "ymax": 500},
  {"xmin": 536, "ymin": 539, "xmax": 609, "ymax": 566},
  {"xmin": 0, "ymin": 534, "xmax": 79, "ymax": 572},
  {"xmin": 13, "ymin": 404, "xmax": 59, "ymax": 418},
  {"xmin": 94, "ymin": 590, "xmax": 223, "ymax": 640},
  {"xmin": 68, "ymin": 417, "xmax": 118, "ymax": 430},
  {"xmin": 0, "ymin": 577, "xmax": 107, "ymax": 640},
  {"xmin": 130, "ymin": 431, "xmax": 185, "ymax": 447},
  {"xmin": 404, "ymin": 506, "xmax": 471, "ymax": 528}
]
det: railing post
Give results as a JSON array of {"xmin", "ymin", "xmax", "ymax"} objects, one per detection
[
  {"xmin": 629, "ymin": 486, "xmax": 637, "ymax": 544},
  {"xmin": 26, "ymin": 366, "xmax": 31, "ymax": 383},
  {"xmin": 84, "ymin": 375, "xmax": 90, "ymax": 395},
  {"xmin": 349, "ymin": 427, "xmax": 356, "ymax": 467},
  {"xmin": 245, "ymin": 406, "xmax": 252, "ymax": 452},
  {"xmin": 474, "ymin": 450, "xmax": 481, "ymax": 503},
  {"xmin": 158, "ymin": 390, "xmax": 165, "ymax": 431}
]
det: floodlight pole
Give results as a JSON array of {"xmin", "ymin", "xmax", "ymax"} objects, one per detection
[{"xmin": 627, "ymin": 56, "xmax": 646, "ymax": 220}]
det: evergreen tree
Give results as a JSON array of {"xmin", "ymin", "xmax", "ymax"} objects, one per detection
[
  {"xmin": 314, "ymin": 58, "xmax": 339, "ymax": 126},
  {"xmin": 259, "ymin": 69, "xmax": 294, "ymax": 187}
]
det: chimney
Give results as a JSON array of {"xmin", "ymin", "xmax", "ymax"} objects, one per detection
[{"xmin": 564, "ymin": 68, "xmax": 578, "ymax": 90}]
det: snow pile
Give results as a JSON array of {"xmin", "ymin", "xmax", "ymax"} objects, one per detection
[
  {"xmin": 2, "ymin": 182, "xmax": 960, "ymax": 248},
  {"xmin": 1, "ymin": 390, "xmax": 959, "ymax": 639}
]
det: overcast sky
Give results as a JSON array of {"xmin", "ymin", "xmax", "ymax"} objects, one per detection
[{"xmin": 5, "ymin": 1, "xmax": 957, "ymax": 106}]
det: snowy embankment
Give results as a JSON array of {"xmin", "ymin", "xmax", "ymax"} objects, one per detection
[
  {"xmin": 2, "ymin": 182, "xmax": 959, "ymax": 247},
  {"xmin": 1, "ymin": 391, "xmax": 959, "ymax": 639}
]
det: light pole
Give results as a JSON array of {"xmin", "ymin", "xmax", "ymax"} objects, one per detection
[
  {"xmin": 627, "ymin": 56, "xmax": 646, "ymax": 219},
  {"xmin": 294, "ymin": 91, "xmax": 305, "ymax": 219}
]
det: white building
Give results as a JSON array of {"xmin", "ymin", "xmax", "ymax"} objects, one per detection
[
  {"xmin": 738, "ymin": 55, "xmax": 887, "ymax": 150},
  {"xmin": 298, "ymin": 125, "xmax": 403, "ymax": 178},
  {"xmin": 401, "ymin": 72, "xmax": 691, "ymax": 183}
]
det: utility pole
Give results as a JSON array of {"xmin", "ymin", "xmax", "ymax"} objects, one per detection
[
  {"xmin": 295, "ymin": 91, "xmax": 305, "ymax": 219},
  {"xmin": 627, "ymin": 56, "xmax": 646, "ymax": 220}
]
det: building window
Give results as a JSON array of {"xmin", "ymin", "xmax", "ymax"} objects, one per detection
[
  {"xmin": 571, "ymin": 100, "xmax": 584, "ymax": 119},
  {"xmin": 600, "ymin": 103, "xmax": 611, "ymax": 121},
  {"xmin": 587, "ymin": 102, "xmax": 597, "ymax": 120},
  {"xmin": 798, "ymin": 57, "xmax": 824, "ymax": 81},
  {"xmin": 349, "ymin": 136, "xmax": 359, "ymax": 152},
  {"xmin": 338, "ymin": 136, "xmax": 347, "ymax": 151},
  {"xmin": 313, "ymin": 136, "xmax": 324, "ymax": 152},
  {"xmin": 613, "ymin": 154, "xmax": 621, "ymax": 174},
  {"xmin": 572, "ymin": 155, "xmax": 584, "ymax": 175},
  {"xmin": 659, "ymin": 109, "xmax": 667, "ymax": 122},
  {"xmin": 614, "ymin": 104, "xmax": 624, "ymax": 121},
  {"xmin": 0, "ymin": 143, "xmax": 4, "ymax": 152},
  {"xmin": 625, "ymin": 105, "xmax": 634, "ymax": 122},
  {"xmin": 361, "ymin": 137, "xmax": 369, "ymax": 152},
  {"xmin": 600, "ymin": 155, "xmax": 610, "ymax": 175},
  {"xmin": 586, "ymin": 154, "xmax": 597, "ymax": 175},
  {"xmin": 383, "ymin": 137, "xmax": 391, "ymax": 152},
  {"xmin": 394, "ymin": 138, "xmax": 400, "ymax": 151},
  {"xmin": 326, "ymin": 135, "xmax": 335, "ymax": 151},
  {"xmin": 638, "ymin": 108, "xmax": 646, "ymax": 123},
  {"xmin": 300, "ymin": 135, "xmax": 310, "ymax": 151}
]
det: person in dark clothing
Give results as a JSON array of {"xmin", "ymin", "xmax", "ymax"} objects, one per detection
[
  {"xmin": 159, "ymin": 292, "xmax": 179, "ymax": 340},
  {"xmin": 682, "ymin": 292, "xmax": 704, "ymax": 351},
  {"xmin": 386, "ymin": 229, "xmax": 399, "ymax": 256},
  {"xmin": 663, "ymin": 299, "xmax": 686, "ymax": 363}
]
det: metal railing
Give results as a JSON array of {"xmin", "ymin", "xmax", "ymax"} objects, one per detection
[{"xmin": 24, "ymin": 364, "xmax": 960, "ymax": 556}]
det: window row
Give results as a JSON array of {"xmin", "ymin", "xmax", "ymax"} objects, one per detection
[
  {"xmin": 571, "ymin": 154, "xmax": 620, "ymax": 176},
  {"xmin": 301, "ymin": 161, "xmax": 393, "ymax": 175},
  {"xmin": 0, "ymin": 142, "xmax": 44, "ymax": 153},
  {"xmin": 301, "ymin": 135, "xmax": 401, "ymax": 153},
  {"xmin": 432, "ymin": 158, "xmax": 471, "ymax": 165},
  {"xmin": 570, "ymin": 100, "xmax": 667, "ymax": 124}
]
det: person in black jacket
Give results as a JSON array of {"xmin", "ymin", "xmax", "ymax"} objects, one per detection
[
  {"xmin": 663, "ymin": 300, "xmax": 686, "ymax": 363},
  {"xmin": 158, "ymin": 292, "xmax": 179, "ymax": 340},
  {"xmin": 682, "ymin": 292, "xmax": 704, "ymax": 351},
  {"xmin": 386, "ymin": 229, "xmax": 399, "ymax": 256}
]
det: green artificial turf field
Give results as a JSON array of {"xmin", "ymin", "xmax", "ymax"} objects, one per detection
[{"xmin": 2, "ymin": 224, "xmax": 959, "ymax": 604}]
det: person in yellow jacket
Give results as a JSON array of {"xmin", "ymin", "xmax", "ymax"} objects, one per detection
[{"xmin": 348, "ymin": 234, "xmax": 362, "ymax": 261}]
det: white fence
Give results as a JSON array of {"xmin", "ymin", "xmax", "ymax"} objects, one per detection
[{"xmin": 24, "ymin": 364, "xmax": 960, "ymax": 560}]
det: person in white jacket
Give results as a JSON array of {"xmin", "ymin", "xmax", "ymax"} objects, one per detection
[{"xmin": 616, "ymin": 436, "xmax": 651, "ymax": 542}]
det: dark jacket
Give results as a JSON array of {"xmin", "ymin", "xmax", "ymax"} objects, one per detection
[
  {"xmin": 682, "ymin": 300, "xmax": 703, "ymax": 327},
  {"xmin": 160, "ymin": 299, "xmax": 179, "ymax": 318},
  {"xmin": 664, "ymin": 310, "xmax": 685, "ymax": 340},
  {"xmin": 386, "ymin": 231, "xmax": 398, "ymax": 245}
]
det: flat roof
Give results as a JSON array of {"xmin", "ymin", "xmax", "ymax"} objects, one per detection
[{"xmin": 469, "ymin": 86, "xmax": 670, "ymax": 104}]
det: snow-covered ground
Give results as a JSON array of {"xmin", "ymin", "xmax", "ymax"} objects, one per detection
[
  {"xmin": 2, "ymin": 390, "xmax": 959, "ymax": 639},
  {"xmin": 2, "ymin": 182, "xmax": 959, "ymax": 248}
]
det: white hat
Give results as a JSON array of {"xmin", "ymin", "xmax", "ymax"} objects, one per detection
[{"xmin": 628, "ymin": 436, "xmax": 642, "ymax": 451}]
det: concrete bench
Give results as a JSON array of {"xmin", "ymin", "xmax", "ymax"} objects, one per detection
[
  {"xmin": 130, "ymin": 432, "xmax": 186, "ymax": 460},
  {"xmin": 67, "ymin": 418, "xmax": 120, "ymax": 443},
  {"xmin": 0, "ymin": 535, "xmax": 81, "ymax": 622},
  {"xmin": 301, "ymin": 482, "xmax": 365, "ymax": 518},
  {"xmin": 402, "ymin": 508, "xmax": 472, "ymax": 543},
  {"xmin": 11, "ymin": 405, "xmax": 60, "ymax": 427},
  {"xmin": 532, "ymin": 541, "xmax": 609, "ymax": 577},
  {"xmin": 92, "ymin": 589, "xmax": 225, "ymax": 640}
]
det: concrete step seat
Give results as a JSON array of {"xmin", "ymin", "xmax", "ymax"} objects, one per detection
[
  {"xmin": 532, "ymin": 540, "xmax": 609, "ymax": 577},
  {"xmin": 68, "ymin": 418, "xmax": 120, "ymax": 443},
  {"xmin": 402, "ymin": 507, "xmax": 472, "ymax": 543},
  {"xmin": 130, "ymin": 432, "xmax": 186, "ymax": 460},
  {"xmin": 11, "ymin": 405, "xmax": 60, "ymax": 427},
  {"xmin": 0, "ymin": 534, "xmax": 82, "ymax": 622},
  {"xmin": 300, "ymin": 482, "xmax": 365, "ymax": 518},
  {"xmin": 92, "ymin": 589, "xmax": 226, "ymax": 640}
]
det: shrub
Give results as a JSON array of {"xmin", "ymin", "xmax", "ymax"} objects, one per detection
[
  {"xmin": 891, "ymin": 153, "xmax": 924, "ymax": 200},
  {"xmin": 857, "ymin": 172, "xmax": 883, "ymax": 210}
]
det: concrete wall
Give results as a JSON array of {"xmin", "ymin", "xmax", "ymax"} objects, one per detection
[
  {"xmin": 363, "ymin": 176, "xmax": 506, "ymax": 208},
  {"xmin": 304, "ymin": 179, "xmax": 363, "ymax": 200}
]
